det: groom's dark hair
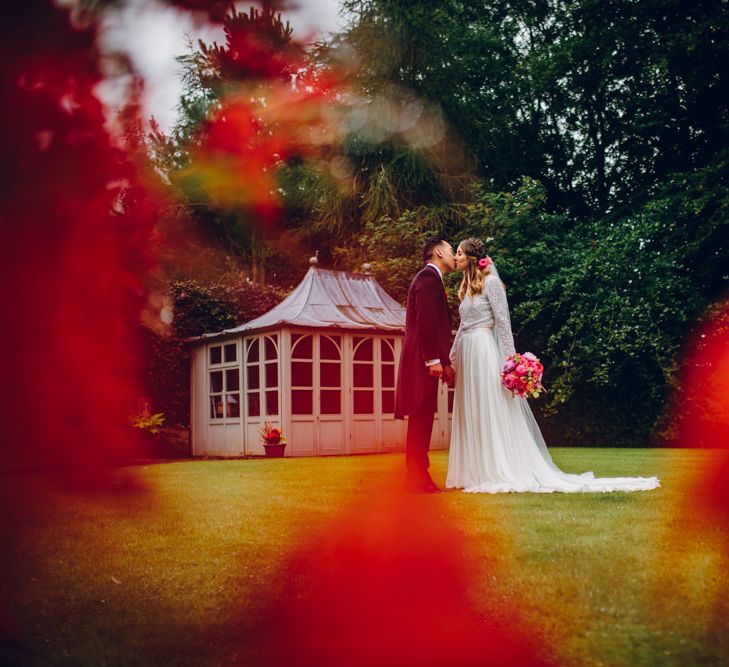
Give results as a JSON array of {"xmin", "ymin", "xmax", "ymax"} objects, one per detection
[{"xmin": 422, "ymin": 237, "xmax": 446, "ymax": 263}]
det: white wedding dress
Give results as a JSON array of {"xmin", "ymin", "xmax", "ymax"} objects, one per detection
[{"xmin": 446, "ymin": 272, "xmax": 660, "ymax": 493}]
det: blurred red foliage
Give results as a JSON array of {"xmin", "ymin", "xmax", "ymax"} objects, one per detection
[
  {"xmin": 674, "ymin": 301, "xmax": 729, "ymax": 524},
  {"xmin": 0, "ymin": 0, "xmax": 343, "ymax": 476},
  {"xmin": 247, "ymin": 486, "xmax": 548, "ymax": 667},
  {"xmin": 180, "ymin": 4, "xmax": 343, "ymax": 225},
  {"xmin": 201, "ymin": 3, "xmax": 304, "ymax": 81},
  {"xmin": 0, "ymin": 0, "xmax": 158, "ymax": 480},
  {"xmin": 167, "ymin": 0, "xmax": 230, "ymax": 21}
]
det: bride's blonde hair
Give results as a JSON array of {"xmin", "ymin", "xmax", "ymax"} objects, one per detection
[{"xmin": 458, "ymin": 237, "xmax": 491, "ymax": 300}]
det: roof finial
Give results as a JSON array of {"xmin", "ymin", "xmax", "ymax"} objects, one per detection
[
  {"xmin": 362, "ymin": 262, "xmax": 372, "ymax": 275},
  {"xmin": 309, "ymin": 250, "xmax": 319, "ymax": 266}
]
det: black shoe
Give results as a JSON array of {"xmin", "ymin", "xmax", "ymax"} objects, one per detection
[
  {"xmin": 419, "ymin": 472, "xmax": 441, "ymax": 492},
  {"xmin": 404, "ymin": 475, "xmax": 442, "ymax": 494},
  {"xmin": 422, "ymin": 479, "xmax": 443, "ymax": 493}
]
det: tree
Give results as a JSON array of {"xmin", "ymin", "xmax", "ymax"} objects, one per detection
[
  {"xmin": 150, "ymin": 3, "xmax": 305, "ymax": 286},
  {"xmin": 340, "ymin": 0, "xmax": 729, "ymax": 216}
]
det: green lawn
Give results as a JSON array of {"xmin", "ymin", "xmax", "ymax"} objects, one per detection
[{"xmin": 1, "ymin": 448, "xmax": 727, "ymax": 666}]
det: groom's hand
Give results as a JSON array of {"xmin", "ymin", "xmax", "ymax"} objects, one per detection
[
  {"xmin": 428, "ymin": 363, "xmax": 443, "ymax": 378},
  {"xmin": 442, "ymin": 365, "xmax": 455, "ymax": 387}
]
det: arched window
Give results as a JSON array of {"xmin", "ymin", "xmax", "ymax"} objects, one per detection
[
  {"xmin": 264, "ymin": 335, "xmax": 279, "ymax": 416},
  {"xmin": 320, "ymin": 335, "xmax": 342, "ymax": 415},
  {"xmin": 208, "ymin": 342, "xmax": 239, "ymax": 419},
  {"xmin": 291, "ymin": 333, "xmax": 313, "ymax": 415},
  {"xmin": 245, "ymin": 335, "xmax": 279, "ymax": 418},
  {"xmin": 245, "ymin": 338, "xmax": 261, "ymax": 418},
  {"xmin": 380, "ymin": 338, "xmax": 396, "ymax": 415},
  {"xmin": 353, "ymin": 336, "xmax": 374, "ymax": 414}
]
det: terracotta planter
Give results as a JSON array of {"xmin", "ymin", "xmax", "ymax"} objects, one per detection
[{"xmin": 263, "ymin": 443, "xmax": 286, "ymax": 458}]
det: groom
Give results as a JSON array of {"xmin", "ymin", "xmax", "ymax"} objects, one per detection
[{"xmin": 395, "ymin": 237, "xmax": 456, "ymax": 493}]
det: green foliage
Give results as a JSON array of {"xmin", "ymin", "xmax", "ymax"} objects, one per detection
[
  {"xmin": 334, "ymin": 203, "xmax": 468, "ymax": 303},
  {"xmin": 278, "ymin": 139, "xmax": 454, "ymax": 269},
  {"xmin": 342, "ymin": 0, "xmax": 729, "ymax": 215},
  {"xmin": 335, "ymin": 210, "xmax": 429, "ymax": 303},
  {"xmin": 457, "ymin": 160, "xmax": 729, "ymax": 445},
  {"xmin": 328, "ymin": 158, "xmax": 727, "ymax": 445},
  {"xmin": 130, "ymin": 412, "xmax": 165, "ymax": 435}
]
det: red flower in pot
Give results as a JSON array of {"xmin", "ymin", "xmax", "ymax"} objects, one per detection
[{"xmin": 260, "ymin": 422, "xmax": 287, "ymax": 457}]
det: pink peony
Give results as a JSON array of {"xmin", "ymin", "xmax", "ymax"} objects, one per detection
[{"xmin": 501, "ymin": 351, "xmax": 545, "ymax": 398}]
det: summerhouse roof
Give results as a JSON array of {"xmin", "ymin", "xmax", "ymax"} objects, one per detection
[{"xmin": 194, "ymin": 265, "xmax": 406, "ymax": 341}]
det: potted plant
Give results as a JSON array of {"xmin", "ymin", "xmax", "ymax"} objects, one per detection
[
  {"xmin": 260, "ymin": 421, "xmax": 287, "ymax": 458},
  {"xmin": 130, "ymin": 411, "xmax": 165, "ymax": 456}
]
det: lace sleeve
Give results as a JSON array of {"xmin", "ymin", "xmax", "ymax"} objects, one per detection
[
  {"xmin": 449, "ymin": 320, "xmax": 463, "ymax": 367},
  {"xmin": 485, "ymin": 276, "xmax": 516, "ymax": 357}
]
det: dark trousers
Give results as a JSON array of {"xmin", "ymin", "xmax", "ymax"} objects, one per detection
[{"xmin": 405, "ymin": 383, "xmax": 438, "ymax": 481}]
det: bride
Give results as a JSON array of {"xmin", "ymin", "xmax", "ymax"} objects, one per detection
[{"xmin": 446, "ymin": 238, "xmax": 660, "ymax": 493}]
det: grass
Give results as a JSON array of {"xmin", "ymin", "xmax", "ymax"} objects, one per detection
[{"xmin": 1, "ymin": 448, "xmax": 727, "ymax": 666}]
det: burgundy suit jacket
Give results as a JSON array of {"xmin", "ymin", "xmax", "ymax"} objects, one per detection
[{"xmin": 394, "ymin": 265, "xmax": 453, "ymax": 419}]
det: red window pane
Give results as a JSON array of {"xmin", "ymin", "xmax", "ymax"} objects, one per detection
[
  {"xmin": 353, "ymin": 363, "xmax": 373, "ymax": 387},
  {"xmin": 210, "ymin": 371, "xmax": 223, "ymax": 393},
  {"xmin": 354, "ymin": 390, "xmax": 373, "ymax": 414},
  {"xmin": 266, "ymin": 390, "xmax": 278, "ymax": 416},
  {"xmin": 225, "ymin": 368, "xmax": 239, "ymax": 392},
  {"xmin": 247, "ymin": 365, "xmax": 260, "ymax": 390},
  {"xmin": 224, "ymin": 343, "xmax": 237, "ymax": 363},
  {"xmin": 209, "ymin": 346, "xmax": 222, "ymax": 365},
  {"xmin": 380, "ymin": 364, "xmax": 394, "ymax": 388},
  {"xmin": 247, "ymin": 392, "xmax": 260, "ymax": 417},
  {"xmin": 320, "ymin": 362, "xmax": 340, "ymax": 388},
  {"xmin": 292, "ymin": 389, "xmax": 312, "ymax": 415},
  {"xmin": 292, "ymin": 334, "xmax": 313, "ymax": 359},
  {"xmin": 353, "ymin": 337, "xmax": 373, "ymax": 361},
  {"xmin": 265, "ymin": 362, "xmax": 278, "ymax": 388},
  {"xmin": 264, "ymin": 336, "xmax": 277, "ymax": 361},
  {"xmin": 226, "ymin": 393, "xmax": 240, "ymax": 418},
  {"xmin": 292, "ymin": 361, "xmax": 312, "ymax": 387},
  {"xmin": 247, "ymin": 339, "xmax": 259, "ymax": 363},
  {"xmin": 210, "ymin": 396, "xmax": 224, "ymax": 419},
  {"xmin": 381, "ymin": 390, "xmax": 394, "ymax": 415},
  {"xmin": 320, "ymin": 389, "xmax": 341, "ymax": 415},
  {"xmin": 320, "ymin": 335, "xmax": 341, "ymax": 360},
  {"xmin": 381, "ymin": 339, "xmax": 394, "ymax": 362}
]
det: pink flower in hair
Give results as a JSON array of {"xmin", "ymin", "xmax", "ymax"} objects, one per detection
[{"xmin": 478, "ymin": 256, "xmax": 492, "ymax": 270}]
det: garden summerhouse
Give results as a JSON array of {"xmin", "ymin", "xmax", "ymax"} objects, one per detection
[{"xmin": 188, "ymin": 258, "xmax": 454, "ymax": 457}]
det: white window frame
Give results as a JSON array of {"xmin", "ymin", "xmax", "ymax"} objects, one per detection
[
  {"xmin": 207, "ymin": 341, "xmax": 241, "ymax": 423},
  {"xmin": 244, "ymin": 334, "xmax": 280, "ymax": 421}
]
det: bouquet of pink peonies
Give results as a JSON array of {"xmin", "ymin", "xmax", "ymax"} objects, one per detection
[{"xmin": 501, "ymin": 352, "xmax": 545, "ymax": 398}]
